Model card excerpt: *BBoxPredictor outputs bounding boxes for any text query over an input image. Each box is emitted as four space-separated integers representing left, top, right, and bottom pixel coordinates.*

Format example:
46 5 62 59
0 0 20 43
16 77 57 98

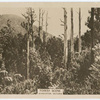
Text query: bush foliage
0 16 100 94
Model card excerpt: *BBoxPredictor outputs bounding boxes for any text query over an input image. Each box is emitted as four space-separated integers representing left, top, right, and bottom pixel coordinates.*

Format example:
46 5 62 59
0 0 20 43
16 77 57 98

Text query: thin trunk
42 10 44 29
79 8 81 53
43 12 48 44
71 8 74 54
27 19 30 79
91 8 94 64
30 10 34 48
46 12 48 33
27 36 30 79
63 8 68 68
42 10 45 43
32 32 34 48
38 8 41 37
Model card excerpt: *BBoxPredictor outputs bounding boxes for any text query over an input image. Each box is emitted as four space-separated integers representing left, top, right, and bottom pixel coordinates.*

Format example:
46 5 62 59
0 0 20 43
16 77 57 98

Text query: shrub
0 79 36 94
55 50 92 94
29 48 52 89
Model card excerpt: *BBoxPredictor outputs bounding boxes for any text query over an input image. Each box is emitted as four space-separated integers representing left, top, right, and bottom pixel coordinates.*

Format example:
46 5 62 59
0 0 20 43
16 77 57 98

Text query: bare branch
60 19 64 23
63 8 67 14
22 14 28 19
60 24 64 26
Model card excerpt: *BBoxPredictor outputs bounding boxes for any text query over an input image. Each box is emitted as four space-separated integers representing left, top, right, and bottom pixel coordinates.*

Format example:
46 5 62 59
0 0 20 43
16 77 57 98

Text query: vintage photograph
0 2 100 96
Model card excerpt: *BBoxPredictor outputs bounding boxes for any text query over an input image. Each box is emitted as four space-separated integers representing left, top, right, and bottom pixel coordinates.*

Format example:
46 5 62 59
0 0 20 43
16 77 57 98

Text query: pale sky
0 7 90 38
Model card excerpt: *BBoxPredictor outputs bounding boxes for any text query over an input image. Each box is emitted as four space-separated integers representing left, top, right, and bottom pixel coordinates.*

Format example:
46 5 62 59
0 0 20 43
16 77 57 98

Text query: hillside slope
0 14 52 41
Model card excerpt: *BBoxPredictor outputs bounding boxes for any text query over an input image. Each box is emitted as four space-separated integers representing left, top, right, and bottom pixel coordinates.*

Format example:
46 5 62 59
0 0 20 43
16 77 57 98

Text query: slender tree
46 12 48 33
91 8 94 64
79 8 81 53
71 8 74 54
41 10 45 43
22 8 36 79
63 8 68 68
43 11 48 44
38 8 41 37
30 8 36 48
27 20 30 79
41 10 45 29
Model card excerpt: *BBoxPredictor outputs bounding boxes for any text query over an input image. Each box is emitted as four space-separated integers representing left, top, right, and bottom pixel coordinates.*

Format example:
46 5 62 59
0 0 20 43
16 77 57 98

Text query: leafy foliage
0 20 27 76
29 48 52 88
46 36 64 70
0 79 36 94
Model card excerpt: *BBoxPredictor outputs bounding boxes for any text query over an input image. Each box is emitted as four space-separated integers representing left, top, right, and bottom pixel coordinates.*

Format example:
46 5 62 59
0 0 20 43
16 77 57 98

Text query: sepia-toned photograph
0 2 100 98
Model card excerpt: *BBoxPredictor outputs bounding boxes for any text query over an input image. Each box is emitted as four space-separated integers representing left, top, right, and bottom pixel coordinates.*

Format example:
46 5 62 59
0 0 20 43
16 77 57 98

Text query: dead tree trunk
63 8 68 68
38 8 41 37
43 12 48 44
79 8 81 53
91 8 94 64
41 10 45 43
27 18 30 79
22 8 36 79
30 9 34 48
27 36 29 79
42 10 44 29
46 12 48 33
71 8 74 54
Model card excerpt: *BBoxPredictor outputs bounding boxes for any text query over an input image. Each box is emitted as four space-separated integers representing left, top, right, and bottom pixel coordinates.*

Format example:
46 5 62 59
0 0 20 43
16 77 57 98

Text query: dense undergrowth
0 43 100 94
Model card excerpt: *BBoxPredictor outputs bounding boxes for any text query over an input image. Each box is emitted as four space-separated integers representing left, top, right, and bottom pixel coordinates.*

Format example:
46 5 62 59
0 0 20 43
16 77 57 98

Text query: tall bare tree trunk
79 8 81 53
38 8 41 37
91 8 94 64
30 9 34 48
71 8 74 54
41 10 45 43
46 12 48 33
22 8 36 79
42 11 44 29
43 12 48 44
27 35 30 79
27 19 30 79
63 8 68 68
32 31 34 48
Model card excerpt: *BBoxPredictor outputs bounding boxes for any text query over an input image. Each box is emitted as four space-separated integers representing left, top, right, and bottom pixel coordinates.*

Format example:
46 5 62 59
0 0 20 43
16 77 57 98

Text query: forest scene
0 6 100 94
